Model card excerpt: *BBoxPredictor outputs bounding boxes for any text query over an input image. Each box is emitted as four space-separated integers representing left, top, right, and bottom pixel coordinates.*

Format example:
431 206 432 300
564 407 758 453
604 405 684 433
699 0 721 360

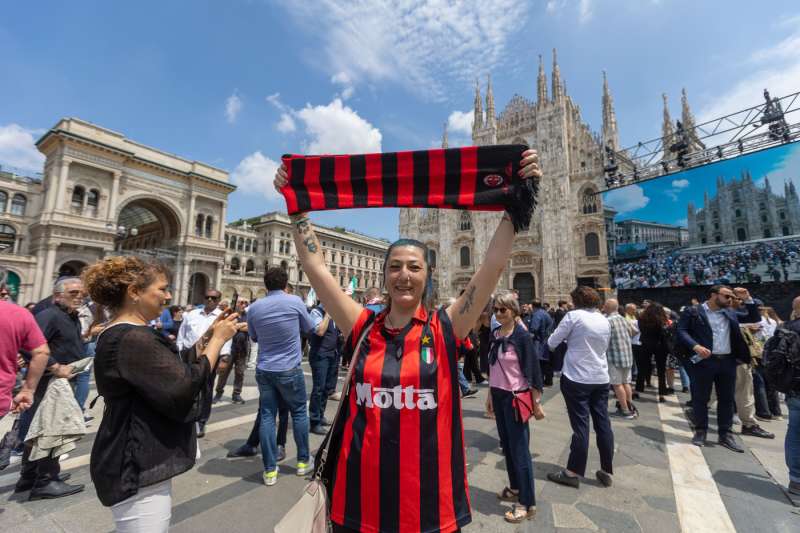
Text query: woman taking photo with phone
273 148 541 533
83 257 243 532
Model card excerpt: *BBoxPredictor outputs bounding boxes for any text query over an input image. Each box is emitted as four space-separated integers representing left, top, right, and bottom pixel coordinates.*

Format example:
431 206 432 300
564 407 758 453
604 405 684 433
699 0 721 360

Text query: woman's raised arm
275 166 363 338
447 149 541 339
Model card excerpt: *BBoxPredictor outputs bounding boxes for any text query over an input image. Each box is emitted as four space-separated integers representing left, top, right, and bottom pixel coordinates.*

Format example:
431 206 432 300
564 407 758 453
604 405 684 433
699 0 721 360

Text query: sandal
496 487 519 502
504 504 536 523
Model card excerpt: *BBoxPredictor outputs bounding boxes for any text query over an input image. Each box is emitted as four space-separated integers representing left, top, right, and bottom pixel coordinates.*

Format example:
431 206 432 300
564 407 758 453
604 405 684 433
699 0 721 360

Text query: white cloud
331 71 355 100
225 92 243 124
674 217 688 228
230 151 282 202
0 124 45 172
297 98 382 154
444 110 475 147
604 185 649 213
279 0 528 101
545 0 593 23
277 113 296 133
578 0 593 24
701 23 800 121
671 179 689 189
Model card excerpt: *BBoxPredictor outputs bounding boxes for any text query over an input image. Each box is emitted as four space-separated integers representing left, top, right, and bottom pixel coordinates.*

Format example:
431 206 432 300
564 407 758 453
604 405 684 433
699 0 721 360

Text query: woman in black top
83 257 242 532
637 303 670 402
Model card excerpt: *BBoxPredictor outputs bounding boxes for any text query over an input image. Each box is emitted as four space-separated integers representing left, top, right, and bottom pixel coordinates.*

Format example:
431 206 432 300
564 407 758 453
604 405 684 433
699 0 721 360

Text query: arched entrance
114 198 181 255
58 260 88 278
513 273 535 304
188 272 209 306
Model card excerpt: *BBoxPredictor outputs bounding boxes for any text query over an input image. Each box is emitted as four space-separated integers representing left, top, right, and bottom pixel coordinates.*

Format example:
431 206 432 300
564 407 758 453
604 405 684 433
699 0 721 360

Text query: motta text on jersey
355 383 437 410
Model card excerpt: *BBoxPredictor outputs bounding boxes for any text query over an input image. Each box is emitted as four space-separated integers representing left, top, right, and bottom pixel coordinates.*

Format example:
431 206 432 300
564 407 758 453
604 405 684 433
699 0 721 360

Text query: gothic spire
486 74 496 130
472 78 483 135
441 121 448 149
601 71 620 151
537 54 548 105
661 93 675 161
681 88 705 150
791 181 798 197
551 48 563 101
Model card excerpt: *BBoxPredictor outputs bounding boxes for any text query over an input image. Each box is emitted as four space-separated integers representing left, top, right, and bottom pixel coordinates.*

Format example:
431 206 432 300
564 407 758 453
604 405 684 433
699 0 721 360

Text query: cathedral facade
399 51 614 304
687 173 800 246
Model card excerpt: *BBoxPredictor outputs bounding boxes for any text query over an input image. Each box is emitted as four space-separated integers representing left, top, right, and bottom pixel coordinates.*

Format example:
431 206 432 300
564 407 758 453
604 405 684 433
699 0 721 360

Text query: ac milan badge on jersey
420 333 434 364
483 174 503 187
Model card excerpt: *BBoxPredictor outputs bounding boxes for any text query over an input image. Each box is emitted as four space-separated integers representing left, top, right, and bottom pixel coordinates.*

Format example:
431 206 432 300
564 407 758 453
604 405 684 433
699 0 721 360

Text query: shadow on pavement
714 469 793 505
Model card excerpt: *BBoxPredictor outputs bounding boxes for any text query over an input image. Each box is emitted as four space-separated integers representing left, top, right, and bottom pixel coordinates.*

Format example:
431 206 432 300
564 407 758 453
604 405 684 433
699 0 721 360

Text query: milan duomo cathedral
399 50 706 305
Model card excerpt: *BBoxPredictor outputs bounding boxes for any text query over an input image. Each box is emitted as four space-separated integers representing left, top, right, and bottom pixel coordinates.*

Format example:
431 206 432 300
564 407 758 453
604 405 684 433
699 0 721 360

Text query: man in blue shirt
247 267 314 486
308 302 341 435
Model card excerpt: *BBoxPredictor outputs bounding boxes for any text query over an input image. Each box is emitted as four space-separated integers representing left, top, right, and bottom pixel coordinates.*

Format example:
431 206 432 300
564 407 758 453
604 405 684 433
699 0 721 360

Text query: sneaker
263 469 278 486
310 425 327 436
296 460 313 476
596 470 613 487
231 393 245 405
212 391 224 404
462 388 478 399
276 445 286 462
320 417 332 427
741 424 775 439
227 444 257 458
691 430 707 447
547 469 580 488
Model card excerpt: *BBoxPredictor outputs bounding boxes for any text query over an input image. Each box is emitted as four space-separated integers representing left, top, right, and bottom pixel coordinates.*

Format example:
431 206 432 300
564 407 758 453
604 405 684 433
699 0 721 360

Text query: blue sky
603 141 800 227
2 1 800 240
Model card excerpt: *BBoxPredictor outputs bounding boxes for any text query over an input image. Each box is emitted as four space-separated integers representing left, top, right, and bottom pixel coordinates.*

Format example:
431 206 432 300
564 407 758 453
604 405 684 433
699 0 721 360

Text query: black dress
90 323 210 506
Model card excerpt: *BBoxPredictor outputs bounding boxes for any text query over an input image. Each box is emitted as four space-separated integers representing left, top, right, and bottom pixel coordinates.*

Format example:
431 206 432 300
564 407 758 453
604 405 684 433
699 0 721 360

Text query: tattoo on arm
459 285 476 315
302 236 318 253
292 216 318 253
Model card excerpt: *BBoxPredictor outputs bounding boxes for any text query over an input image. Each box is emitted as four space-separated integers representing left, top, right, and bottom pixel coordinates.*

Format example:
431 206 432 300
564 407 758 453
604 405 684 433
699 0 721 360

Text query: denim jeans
255 367 309 472
309 354 336 427
457 363 470 395
678 365 690 390
491 387 535 507
786 395 800 484
74 341 96 411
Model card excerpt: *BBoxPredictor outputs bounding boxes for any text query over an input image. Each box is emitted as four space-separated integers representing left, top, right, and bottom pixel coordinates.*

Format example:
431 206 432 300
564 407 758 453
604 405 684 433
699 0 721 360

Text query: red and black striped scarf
280 144 536 232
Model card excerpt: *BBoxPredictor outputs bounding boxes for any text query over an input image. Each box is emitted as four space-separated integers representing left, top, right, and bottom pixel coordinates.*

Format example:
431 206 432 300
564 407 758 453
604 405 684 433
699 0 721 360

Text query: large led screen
602 141 800 290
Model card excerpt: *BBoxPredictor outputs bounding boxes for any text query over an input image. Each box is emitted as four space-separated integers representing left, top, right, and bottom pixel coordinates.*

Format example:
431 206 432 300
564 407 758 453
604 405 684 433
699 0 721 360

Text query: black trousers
540 359 554 386
462 350 484 383
560 375 614 477
19 375 60 484
686 355 737 434
636 343 668 394
215 349 248 396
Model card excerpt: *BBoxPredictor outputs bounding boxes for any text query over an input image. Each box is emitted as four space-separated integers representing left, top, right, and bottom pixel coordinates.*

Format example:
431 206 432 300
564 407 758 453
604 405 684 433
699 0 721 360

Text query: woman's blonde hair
493 290 520 317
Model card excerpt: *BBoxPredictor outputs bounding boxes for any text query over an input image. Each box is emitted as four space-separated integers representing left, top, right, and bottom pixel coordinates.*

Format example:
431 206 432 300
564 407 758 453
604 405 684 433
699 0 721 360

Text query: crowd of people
612 237 800 289
0 149 798 532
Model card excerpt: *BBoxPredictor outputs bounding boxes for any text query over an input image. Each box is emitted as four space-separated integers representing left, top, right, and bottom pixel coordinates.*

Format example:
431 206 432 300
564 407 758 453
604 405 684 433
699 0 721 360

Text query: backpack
762 328 800 394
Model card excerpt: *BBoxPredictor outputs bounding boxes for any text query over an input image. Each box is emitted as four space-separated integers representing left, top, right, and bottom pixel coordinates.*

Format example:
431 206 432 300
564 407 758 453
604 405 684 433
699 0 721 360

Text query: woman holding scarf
273 145 541 533
486 290 544 523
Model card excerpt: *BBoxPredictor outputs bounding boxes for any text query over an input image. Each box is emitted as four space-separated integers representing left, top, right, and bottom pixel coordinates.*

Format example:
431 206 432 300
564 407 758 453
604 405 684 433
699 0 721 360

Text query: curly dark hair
638 301 667 329
82 256 171 310
570 285 601 309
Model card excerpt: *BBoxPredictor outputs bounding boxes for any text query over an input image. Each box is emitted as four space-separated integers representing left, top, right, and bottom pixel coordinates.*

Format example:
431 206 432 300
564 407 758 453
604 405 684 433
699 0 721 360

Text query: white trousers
111 479 172 533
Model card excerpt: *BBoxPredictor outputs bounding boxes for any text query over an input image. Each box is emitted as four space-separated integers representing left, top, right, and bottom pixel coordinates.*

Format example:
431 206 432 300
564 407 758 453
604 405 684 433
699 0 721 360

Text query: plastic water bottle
690 354 703 364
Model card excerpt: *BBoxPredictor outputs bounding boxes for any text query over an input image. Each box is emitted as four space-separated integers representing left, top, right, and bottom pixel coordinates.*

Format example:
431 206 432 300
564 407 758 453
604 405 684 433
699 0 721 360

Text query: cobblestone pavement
1 363 798 533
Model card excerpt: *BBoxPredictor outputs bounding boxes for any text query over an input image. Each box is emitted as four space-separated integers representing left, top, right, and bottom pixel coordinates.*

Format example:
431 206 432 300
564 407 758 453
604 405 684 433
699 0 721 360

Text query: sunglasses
0 293 9 297
206 295 220 301
717 294 733 300
493 307 508 314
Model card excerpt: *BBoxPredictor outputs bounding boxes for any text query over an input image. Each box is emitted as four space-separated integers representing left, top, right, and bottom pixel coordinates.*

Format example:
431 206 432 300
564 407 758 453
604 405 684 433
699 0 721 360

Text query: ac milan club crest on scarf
483 174 503 187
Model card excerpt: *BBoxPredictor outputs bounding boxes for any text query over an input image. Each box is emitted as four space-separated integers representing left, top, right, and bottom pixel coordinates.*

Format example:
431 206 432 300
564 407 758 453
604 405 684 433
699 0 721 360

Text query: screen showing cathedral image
601 141 800 290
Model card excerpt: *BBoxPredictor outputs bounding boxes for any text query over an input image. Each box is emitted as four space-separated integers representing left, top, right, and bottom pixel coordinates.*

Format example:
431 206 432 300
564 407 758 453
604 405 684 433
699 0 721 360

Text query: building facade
220 212 389 303
687 172 800 246
0 118 233 304
615 219 688 249
400 51 615 304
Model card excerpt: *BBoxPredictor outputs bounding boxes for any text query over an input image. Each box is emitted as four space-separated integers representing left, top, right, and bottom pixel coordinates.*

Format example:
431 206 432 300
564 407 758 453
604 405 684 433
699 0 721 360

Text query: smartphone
229 291 239 316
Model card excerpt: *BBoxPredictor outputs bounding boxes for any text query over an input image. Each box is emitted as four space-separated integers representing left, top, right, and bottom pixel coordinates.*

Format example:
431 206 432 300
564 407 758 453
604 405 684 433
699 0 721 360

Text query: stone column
185 193 197 238
55 159 72 215
214 262 223 291
218 201 227 242
107 171 121 221
39 244 58 300
45 159 70 217
31 247 46 299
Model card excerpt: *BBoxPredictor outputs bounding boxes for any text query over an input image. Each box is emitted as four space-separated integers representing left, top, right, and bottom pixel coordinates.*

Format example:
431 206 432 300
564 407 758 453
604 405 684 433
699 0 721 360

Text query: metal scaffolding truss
601 89 800 192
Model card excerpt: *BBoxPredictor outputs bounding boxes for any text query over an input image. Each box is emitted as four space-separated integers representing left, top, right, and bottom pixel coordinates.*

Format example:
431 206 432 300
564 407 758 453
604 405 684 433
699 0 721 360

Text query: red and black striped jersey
329 306 471 533
280 145 536 232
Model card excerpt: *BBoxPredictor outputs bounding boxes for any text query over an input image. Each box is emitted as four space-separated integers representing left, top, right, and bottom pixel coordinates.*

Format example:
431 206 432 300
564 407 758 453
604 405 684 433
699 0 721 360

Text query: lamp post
106 223 139 252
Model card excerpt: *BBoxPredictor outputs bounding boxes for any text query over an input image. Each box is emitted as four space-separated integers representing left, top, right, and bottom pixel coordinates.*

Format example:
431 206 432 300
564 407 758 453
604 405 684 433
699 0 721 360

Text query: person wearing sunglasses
176 289 231 437
485 291 543 523
676 285 763 451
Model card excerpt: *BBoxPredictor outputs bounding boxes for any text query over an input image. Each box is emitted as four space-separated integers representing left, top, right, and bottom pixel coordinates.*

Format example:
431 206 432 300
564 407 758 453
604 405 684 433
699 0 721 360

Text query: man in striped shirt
603 299 637 418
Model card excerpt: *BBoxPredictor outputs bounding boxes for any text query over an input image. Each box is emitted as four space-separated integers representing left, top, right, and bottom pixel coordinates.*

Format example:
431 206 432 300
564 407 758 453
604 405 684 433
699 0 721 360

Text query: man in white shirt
177 289 230 437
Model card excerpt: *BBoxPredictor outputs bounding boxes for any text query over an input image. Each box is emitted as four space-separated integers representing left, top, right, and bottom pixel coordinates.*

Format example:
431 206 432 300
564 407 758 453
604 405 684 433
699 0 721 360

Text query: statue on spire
537 54 548 106
551 48 563 101
441 121 448 149
681 88 705 151
601 71 620 152
661 93 675 161
485 74 496 130
472 78 483 135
